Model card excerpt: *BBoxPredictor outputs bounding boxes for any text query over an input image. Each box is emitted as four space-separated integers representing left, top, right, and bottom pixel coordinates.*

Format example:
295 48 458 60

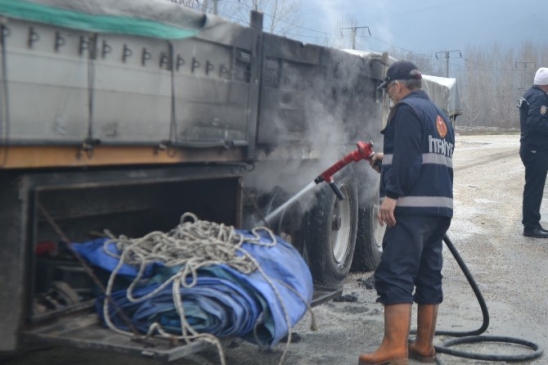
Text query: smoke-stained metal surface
0 4 391 166
257 33 385 147
0 11 258 150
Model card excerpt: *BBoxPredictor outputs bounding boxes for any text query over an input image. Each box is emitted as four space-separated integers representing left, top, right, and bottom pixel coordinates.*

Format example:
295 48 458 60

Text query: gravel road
4 134 548 365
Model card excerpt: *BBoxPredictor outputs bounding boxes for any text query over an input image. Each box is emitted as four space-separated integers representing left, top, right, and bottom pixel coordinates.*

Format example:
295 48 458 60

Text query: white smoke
301 0 393 53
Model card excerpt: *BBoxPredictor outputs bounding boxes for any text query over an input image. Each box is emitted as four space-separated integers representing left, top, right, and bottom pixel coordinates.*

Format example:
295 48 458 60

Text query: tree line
393 44 548 130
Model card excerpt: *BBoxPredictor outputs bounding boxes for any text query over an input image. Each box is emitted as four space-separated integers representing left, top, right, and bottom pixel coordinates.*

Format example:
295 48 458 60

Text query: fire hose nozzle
356 140 375 159
314 141 377 200
358 141 382 170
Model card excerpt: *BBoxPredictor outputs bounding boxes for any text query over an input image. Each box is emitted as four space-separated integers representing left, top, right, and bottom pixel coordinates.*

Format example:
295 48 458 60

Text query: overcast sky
296 0 547 57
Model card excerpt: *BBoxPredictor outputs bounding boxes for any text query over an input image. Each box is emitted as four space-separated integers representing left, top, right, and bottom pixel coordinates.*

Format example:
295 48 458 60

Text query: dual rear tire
254 168 384 289
304 168 384 288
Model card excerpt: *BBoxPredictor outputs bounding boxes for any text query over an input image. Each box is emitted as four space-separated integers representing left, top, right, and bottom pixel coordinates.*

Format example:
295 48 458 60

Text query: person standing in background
359 61 455 365
519 67 548 238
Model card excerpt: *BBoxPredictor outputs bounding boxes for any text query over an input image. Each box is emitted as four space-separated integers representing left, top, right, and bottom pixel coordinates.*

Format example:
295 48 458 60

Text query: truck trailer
0 0 460 360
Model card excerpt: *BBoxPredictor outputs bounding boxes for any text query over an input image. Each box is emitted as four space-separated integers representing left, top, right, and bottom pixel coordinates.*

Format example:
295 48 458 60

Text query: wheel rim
331 183 352 263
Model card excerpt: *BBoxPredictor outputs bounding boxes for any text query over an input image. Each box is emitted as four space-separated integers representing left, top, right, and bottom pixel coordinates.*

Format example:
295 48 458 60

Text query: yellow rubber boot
358 303 411 365
408 304 438 363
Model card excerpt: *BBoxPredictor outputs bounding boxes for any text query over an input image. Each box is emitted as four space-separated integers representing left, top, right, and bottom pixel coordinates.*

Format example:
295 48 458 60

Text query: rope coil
101 212 313 365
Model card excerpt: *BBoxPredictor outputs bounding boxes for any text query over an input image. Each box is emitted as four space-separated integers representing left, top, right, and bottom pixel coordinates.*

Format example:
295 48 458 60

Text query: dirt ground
4 134 548 365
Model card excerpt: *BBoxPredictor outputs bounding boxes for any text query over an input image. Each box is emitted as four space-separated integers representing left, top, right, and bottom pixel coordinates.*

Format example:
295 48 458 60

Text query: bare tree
388 48 435 75
457 42 548 129
488 45 516 128
460 45 491 127
169 0 202 10
224 0 302 35
168 0 302 36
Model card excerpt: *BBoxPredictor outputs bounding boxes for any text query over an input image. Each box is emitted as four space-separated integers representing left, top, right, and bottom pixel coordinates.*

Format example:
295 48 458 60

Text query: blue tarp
71 230 313 348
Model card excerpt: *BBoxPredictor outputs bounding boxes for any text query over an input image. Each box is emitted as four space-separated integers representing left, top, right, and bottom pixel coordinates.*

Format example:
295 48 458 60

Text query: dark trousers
520 146 548 230
374 215 451 305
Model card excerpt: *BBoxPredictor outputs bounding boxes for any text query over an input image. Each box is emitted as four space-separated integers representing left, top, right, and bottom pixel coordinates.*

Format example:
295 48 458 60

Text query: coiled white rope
101 212 315 365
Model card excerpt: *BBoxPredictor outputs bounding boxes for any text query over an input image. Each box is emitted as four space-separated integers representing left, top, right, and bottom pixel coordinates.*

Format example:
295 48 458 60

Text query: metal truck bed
24 311 214 362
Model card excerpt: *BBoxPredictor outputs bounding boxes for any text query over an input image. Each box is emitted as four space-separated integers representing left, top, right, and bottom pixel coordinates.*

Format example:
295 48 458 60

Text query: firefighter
359 61 455 365
519 67 548 238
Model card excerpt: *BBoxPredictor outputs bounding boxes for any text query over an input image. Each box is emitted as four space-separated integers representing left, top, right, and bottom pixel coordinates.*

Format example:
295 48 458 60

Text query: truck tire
304 170 358 289
352 177 385 272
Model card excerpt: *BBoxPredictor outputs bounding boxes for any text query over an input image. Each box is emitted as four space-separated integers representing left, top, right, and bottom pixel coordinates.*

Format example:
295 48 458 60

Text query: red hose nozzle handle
315 141 376 184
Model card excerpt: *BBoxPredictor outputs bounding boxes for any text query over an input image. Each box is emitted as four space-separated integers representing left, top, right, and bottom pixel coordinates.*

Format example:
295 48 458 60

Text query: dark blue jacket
381 90 455 217
519 86 548 150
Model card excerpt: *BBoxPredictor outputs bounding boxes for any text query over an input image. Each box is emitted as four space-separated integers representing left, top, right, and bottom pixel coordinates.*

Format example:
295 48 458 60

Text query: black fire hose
419 234 543 363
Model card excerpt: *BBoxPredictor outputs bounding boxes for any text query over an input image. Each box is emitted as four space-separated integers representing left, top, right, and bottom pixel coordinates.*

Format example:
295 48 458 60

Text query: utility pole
435 50 462 77
341 26 371 50
213 0 218 15
515 61 536 91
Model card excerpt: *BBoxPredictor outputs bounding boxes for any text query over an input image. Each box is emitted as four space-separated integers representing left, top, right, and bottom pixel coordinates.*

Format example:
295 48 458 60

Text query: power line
216 2 425 54
231 9 509 67
462 58 521 71
197 2 442 58
182 0 546 64
183 0 546 97
340 26 370 50
435 50 462 77
366 36 430 57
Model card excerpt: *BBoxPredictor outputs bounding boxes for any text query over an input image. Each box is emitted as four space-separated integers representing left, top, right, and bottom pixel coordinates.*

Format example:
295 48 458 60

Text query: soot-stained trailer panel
257 33 385 148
